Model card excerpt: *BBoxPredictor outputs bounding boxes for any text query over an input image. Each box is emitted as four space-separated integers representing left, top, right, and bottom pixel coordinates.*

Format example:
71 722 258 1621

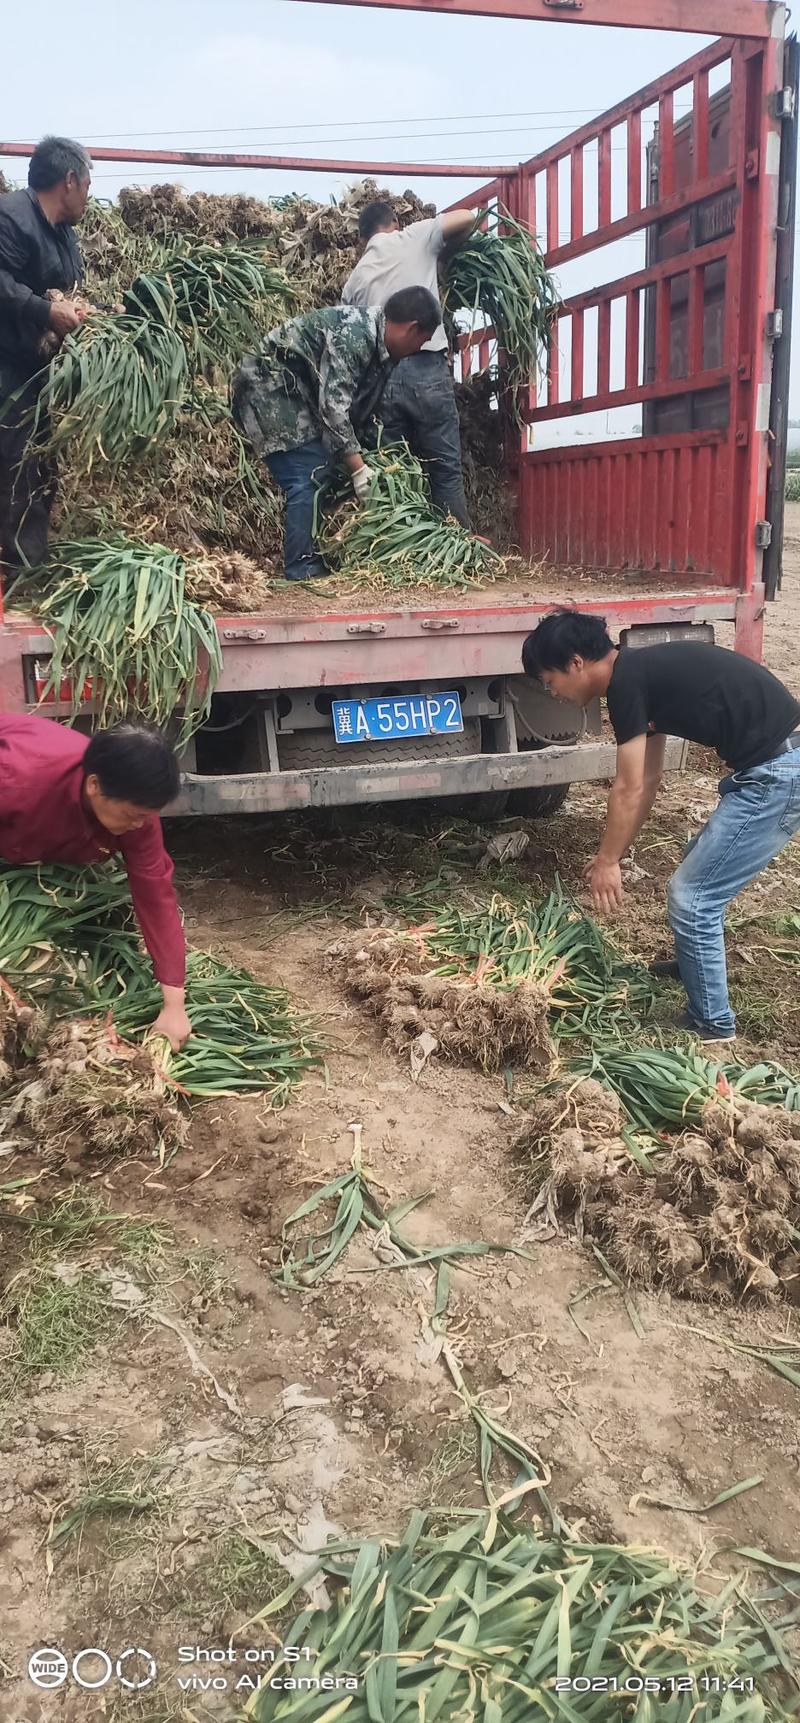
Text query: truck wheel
506 781 569 818
506 739 570 819
456 790 510 822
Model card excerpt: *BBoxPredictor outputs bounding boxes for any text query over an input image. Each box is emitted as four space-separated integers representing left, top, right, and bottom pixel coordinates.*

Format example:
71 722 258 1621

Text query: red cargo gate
451 26 789 656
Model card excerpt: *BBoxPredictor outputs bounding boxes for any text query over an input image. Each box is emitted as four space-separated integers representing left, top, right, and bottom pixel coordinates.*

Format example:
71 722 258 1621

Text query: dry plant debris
0 1015 187 1163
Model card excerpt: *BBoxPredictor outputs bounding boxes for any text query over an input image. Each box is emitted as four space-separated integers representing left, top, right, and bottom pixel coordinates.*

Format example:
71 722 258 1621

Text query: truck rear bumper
172 736 687 814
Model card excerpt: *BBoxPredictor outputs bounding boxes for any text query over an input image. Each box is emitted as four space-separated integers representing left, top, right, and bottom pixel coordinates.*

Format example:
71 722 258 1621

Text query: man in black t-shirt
522 610 800 1044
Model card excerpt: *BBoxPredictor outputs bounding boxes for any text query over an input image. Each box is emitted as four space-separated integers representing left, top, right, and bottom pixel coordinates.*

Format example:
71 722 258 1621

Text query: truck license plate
331 691 464 745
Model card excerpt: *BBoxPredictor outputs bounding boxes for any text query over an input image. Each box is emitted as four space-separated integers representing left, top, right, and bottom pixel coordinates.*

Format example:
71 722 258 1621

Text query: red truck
0 3 796 819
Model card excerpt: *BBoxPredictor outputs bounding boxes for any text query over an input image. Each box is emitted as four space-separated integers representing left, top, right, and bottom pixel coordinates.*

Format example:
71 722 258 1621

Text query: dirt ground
3 522 800 1722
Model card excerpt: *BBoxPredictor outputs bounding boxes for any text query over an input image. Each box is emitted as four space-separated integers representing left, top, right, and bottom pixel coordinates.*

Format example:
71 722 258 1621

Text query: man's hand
351 464 374 504
47 299 84 339
585 855 624 915
153 1000 193 1052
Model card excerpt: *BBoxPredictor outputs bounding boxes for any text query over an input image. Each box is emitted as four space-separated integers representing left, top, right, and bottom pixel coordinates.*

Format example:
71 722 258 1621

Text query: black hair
384 285 441 336
28 136 91 191
522 609 615 679
83 723 180 808
359 200 397 241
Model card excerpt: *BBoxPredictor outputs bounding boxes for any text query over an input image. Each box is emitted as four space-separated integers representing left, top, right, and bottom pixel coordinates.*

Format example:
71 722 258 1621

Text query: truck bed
0 560 740 716
229 559 735 620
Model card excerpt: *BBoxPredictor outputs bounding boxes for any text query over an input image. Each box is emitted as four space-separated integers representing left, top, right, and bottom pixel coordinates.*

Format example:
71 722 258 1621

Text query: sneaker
649 958 681 980
676 1010 736 1045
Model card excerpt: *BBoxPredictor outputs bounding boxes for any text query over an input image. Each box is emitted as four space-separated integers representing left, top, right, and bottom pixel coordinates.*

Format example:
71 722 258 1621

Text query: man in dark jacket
0 135 91 577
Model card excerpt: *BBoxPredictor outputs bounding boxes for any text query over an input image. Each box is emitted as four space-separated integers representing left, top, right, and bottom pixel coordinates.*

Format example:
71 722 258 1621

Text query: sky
2 0 798 419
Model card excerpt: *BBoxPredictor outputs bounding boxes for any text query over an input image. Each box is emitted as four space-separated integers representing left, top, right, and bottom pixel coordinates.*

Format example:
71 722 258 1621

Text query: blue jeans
667 745 800 1034
265 439 331 581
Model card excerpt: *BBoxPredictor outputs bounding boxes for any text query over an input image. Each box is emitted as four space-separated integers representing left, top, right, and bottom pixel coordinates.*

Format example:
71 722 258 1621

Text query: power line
66 120 664 154
4 104 694 146
114 119 662 150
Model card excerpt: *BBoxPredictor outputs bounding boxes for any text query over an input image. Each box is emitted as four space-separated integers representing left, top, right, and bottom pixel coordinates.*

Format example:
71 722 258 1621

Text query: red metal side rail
0 142 514 181
295 1 777 41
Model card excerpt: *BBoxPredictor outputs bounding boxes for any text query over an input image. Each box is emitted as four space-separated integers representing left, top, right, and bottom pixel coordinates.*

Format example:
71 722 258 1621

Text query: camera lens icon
117 1647 157 1690
72 1649 114 1689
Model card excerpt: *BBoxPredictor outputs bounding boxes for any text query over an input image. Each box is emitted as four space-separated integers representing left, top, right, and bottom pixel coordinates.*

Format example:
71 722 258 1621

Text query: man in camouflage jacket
232 286 440 581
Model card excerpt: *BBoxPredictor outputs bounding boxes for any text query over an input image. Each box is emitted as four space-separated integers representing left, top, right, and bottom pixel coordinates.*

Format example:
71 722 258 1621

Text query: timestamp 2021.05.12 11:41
555 1677 758 1695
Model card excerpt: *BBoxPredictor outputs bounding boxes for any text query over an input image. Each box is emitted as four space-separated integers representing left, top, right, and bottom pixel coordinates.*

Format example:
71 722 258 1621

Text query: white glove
351 464 374 504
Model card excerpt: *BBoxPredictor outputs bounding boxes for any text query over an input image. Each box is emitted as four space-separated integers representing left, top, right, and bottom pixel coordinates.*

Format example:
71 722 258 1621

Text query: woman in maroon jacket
0 714 191 1049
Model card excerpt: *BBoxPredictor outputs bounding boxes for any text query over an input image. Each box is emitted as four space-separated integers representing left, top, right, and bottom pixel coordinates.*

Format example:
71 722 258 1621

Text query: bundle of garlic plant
125 243 297 378
248 1508 799 1722
0 863 324 1109
22 312 188 471
444 206 560 401
518 1061 800 1302
16 536 222 744
110 952 323 1103
375 877 654 1044
56 381 284 580
1 1015 189 1162
345 884 654 1077
317 441 501 589
0 864 133 1004
571 1046 800 1133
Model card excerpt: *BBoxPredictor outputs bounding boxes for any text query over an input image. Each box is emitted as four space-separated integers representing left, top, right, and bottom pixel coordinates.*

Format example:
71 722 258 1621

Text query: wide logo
28 1647 157 1691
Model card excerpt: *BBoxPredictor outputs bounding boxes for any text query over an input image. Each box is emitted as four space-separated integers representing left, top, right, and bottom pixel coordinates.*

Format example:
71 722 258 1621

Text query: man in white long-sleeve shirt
342 200 475 525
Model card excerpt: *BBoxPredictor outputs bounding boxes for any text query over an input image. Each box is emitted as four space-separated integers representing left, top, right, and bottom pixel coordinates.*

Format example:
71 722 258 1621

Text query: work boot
675 1010 736 1046
649 958 681 980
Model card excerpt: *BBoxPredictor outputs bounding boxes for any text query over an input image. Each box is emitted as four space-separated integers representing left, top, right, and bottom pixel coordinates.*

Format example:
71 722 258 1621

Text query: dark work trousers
0 372 54 579
379 351 470 527
265 437 332 581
